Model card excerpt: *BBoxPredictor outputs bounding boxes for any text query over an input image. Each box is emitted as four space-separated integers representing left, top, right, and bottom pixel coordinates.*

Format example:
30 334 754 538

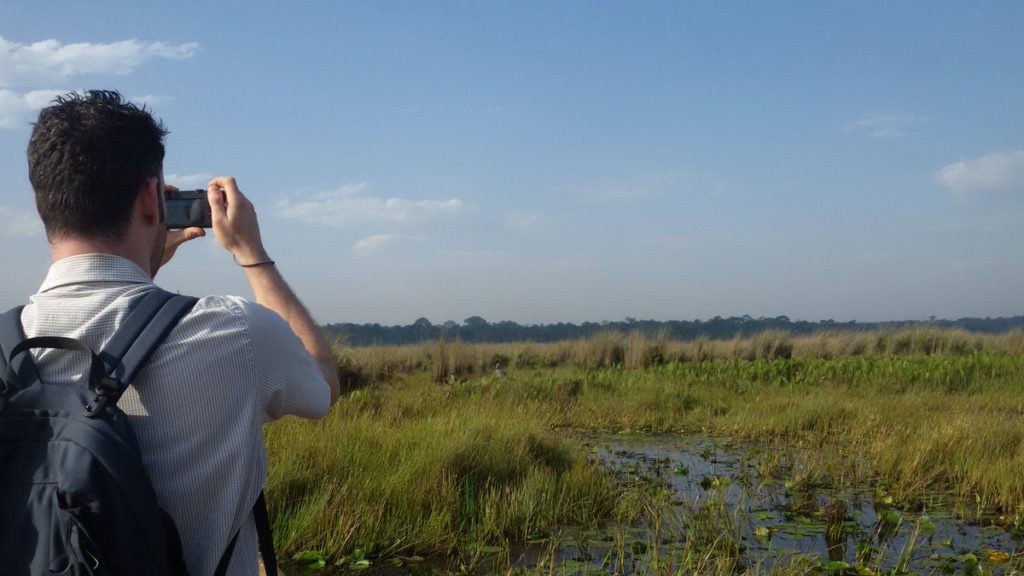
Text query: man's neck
50 237 153 277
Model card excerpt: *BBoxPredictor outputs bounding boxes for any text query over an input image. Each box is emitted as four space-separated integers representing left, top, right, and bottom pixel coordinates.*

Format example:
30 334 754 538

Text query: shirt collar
38 254 153 293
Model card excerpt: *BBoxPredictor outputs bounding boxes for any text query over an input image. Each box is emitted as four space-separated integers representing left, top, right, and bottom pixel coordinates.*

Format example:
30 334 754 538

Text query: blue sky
1 1 1022 325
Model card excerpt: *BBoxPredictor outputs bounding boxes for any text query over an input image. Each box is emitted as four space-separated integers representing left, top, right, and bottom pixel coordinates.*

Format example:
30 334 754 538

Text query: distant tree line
323 314 1024 346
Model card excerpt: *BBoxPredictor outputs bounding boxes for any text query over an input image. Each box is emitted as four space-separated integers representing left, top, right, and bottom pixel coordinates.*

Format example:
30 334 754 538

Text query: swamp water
291 435 1023 575
504 434 1023 575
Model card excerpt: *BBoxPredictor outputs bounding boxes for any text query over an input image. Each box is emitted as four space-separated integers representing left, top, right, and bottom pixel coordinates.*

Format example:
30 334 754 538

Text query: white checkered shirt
19 254 331 575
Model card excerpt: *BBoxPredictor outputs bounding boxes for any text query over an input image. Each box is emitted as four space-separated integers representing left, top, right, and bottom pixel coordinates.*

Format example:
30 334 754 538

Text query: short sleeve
243 300 331 421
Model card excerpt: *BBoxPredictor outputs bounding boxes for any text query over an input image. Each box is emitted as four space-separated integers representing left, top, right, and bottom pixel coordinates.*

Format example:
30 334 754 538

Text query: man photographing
6 90 340 574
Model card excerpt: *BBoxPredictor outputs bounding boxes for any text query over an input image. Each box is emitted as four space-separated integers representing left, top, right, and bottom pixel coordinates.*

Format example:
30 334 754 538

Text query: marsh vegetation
266 328 1024 574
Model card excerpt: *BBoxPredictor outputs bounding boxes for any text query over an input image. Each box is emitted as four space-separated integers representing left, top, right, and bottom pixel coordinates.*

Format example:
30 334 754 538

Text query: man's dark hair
28 90 168 241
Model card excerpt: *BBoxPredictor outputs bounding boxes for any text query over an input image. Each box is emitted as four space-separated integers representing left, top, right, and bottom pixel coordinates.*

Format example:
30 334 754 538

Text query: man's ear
138 177 162 226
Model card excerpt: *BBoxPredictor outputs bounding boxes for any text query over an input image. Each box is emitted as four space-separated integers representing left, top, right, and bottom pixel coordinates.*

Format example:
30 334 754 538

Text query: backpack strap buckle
84 375 124 418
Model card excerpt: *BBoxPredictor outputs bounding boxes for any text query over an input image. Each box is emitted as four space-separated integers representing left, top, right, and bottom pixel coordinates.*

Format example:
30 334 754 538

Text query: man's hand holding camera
161 176 268 268
205 177 271 267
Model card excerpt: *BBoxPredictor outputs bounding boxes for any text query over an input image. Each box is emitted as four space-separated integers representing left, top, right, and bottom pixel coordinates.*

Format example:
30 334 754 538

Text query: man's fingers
205 176 266 262
208 176 237 189
208 177 249 217
209 177 241 200
167 227 206 246
207 184 228 221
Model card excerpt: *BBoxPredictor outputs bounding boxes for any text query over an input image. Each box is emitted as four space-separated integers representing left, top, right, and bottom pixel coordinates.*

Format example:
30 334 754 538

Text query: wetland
266 329 1024 574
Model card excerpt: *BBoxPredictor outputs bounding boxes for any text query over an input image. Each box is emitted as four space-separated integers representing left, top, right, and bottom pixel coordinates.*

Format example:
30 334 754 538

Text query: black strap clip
0 377 9 412
84 375 124 418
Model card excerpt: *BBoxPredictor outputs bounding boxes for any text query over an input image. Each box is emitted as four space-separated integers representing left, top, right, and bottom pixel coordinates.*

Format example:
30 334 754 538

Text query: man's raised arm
206 176 341 406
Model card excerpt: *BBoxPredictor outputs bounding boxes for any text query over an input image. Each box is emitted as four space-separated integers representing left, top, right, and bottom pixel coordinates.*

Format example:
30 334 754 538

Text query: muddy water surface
527 434 1024 574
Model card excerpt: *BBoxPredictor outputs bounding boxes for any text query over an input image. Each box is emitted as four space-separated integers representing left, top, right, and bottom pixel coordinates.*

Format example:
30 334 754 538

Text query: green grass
264 381 633 566
266 330 1024 573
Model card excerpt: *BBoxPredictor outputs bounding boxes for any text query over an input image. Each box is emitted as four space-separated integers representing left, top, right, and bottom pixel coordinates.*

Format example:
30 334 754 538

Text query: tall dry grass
333 327 1024 385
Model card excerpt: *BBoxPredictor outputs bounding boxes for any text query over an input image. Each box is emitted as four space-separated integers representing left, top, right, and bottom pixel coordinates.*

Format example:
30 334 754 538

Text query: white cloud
165 173 214 189
0 35 198 88
0 34 198 130
131 94 174 107
935 151 1024 196
277 182 466 226
352 234 400 257
0 205 43 236
846 113 925 138
0 88 63 128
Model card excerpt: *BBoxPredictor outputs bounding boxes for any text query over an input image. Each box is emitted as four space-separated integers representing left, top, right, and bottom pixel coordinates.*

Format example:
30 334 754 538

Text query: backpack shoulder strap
99 289 198 395
0 305 41 387
254 491 277 576
213 491 276 576
97 289 174 378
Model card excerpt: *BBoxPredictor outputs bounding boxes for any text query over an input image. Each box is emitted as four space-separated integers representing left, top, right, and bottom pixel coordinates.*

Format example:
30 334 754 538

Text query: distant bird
495 362 506 378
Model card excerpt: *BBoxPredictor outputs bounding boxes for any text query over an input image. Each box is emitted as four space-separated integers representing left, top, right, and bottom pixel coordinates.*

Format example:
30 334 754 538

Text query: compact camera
165 189 212 228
